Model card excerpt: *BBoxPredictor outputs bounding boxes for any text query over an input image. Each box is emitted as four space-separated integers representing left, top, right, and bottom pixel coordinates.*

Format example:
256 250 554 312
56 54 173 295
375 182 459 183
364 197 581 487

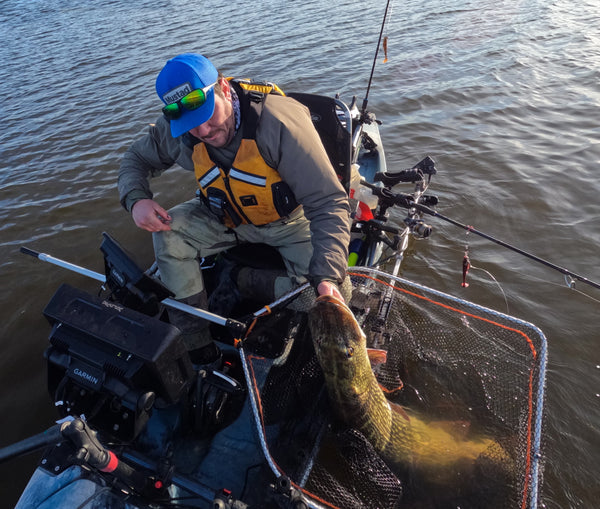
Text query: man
118 53 351 361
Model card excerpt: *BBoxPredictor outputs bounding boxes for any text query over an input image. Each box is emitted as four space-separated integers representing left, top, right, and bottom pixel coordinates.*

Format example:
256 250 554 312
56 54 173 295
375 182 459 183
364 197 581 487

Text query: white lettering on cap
162 82 193 104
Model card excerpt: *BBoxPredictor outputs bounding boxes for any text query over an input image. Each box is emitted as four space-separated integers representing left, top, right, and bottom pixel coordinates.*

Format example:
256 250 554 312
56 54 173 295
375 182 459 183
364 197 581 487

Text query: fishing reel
405 217 432 238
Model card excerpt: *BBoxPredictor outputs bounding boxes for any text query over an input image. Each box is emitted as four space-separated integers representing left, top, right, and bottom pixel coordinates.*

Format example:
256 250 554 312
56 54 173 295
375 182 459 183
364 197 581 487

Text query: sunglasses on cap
162 82 217 120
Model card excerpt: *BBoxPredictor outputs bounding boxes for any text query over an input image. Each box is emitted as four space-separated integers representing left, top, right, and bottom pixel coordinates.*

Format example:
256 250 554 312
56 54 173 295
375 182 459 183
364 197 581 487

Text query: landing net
241 266 546 509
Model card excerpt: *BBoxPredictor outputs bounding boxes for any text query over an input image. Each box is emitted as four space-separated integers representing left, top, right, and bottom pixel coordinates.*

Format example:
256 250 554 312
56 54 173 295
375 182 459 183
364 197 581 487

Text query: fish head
308 294 369 383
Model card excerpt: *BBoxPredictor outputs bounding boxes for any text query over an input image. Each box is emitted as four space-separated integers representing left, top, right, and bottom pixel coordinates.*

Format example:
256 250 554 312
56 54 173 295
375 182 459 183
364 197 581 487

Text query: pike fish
308 294 511 488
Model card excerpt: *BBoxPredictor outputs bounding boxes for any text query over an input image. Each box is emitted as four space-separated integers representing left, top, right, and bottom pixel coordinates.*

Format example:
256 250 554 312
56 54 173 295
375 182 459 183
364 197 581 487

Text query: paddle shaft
19 247 246 332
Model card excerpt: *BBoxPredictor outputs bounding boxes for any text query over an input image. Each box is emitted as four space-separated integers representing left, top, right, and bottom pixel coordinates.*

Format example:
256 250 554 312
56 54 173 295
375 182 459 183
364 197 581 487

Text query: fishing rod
362 0 392 115
420 205 600 291
360 179 600 291
417 204 600 291
355 4 599 293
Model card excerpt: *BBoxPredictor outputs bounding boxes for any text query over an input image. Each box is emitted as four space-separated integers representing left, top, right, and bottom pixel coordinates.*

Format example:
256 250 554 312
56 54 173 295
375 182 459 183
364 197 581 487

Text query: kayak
6 90 546 509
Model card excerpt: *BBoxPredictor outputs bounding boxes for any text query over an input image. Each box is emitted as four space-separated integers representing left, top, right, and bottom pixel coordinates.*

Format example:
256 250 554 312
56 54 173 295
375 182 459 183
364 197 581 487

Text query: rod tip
20 246 40 257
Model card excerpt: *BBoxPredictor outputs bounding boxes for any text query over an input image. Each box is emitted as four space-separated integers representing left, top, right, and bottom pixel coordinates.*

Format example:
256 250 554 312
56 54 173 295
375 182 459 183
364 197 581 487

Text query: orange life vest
193 83 298 228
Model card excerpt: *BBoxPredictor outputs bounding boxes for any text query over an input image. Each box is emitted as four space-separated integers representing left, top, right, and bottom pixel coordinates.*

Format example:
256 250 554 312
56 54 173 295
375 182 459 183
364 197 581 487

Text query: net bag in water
239 266 546 509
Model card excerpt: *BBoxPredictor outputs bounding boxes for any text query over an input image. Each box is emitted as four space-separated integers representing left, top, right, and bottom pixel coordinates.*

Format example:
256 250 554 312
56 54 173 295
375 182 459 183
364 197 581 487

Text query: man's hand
317 280 345 302
131 199 172 232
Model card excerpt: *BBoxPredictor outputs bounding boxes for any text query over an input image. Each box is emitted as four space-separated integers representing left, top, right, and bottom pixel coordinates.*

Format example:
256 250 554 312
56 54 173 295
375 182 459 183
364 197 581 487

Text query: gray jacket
118 92 351 286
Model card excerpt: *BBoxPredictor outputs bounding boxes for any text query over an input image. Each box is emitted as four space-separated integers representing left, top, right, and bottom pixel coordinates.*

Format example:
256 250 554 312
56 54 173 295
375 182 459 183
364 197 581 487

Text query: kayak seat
288 92 353 193
222 242 286 270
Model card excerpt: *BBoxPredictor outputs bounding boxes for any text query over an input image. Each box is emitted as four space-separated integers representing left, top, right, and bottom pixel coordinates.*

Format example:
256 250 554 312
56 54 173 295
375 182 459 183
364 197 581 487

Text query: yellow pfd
192 81 299 228
227 77 285 97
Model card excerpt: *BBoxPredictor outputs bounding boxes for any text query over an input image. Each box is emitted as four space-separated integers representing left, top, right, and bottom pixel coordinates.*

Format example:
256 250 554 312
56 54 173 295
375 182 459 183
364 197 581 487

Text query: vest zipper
222 174 253 225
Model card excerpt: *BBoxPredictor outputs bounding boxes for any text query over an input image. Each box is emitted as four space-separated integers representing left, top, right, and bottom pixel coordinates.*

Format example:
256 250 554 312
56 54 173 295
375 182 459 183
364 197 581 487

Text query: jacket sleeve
118 116 194 211
257 95 351 286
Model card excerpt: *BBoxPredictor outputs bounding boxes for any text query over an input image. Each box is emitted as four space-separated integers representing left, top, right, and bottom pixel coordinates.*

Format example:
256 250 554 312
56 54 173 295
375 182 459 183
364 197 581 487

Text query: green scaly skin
309 294 511 488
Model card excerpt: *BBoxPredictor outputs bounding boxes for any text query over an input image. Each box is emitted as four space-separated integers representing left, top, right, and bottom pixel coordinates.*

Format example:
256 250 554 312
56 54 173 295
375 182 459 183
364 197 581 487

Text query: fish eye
346 347 354 358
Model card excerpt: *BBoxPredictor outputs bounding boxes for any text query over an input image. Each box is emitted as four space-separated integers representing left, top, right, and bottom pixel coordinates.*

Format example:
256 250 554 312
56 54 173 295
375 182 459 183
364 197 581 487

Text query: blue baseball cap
155 54 219 138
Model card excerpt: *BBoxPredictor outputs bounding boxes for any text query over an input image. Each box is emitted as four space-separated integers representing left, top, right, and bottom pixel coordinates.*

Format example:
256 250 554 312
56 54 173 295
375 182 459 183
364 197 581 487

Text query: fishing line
411 202 600 293
459 235 510 313
455 234 600 307
362 0 393 114
467 264 510 314
562 280 600 304
501 263 600 306
382 0 393 63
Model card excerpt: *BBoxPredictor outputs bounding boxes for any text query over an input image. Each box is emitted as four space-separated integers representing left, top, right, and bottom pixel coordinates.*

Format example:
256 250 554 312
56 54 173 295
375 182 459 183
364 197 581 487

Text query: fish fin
390 402 411 422
367 348 387 365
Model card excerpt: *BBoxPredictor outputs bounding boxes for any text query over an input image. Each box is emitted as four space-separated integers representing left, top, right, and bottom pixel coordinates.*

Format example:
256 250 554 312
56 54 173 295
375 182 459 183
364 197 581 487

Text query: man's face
188 79 235 147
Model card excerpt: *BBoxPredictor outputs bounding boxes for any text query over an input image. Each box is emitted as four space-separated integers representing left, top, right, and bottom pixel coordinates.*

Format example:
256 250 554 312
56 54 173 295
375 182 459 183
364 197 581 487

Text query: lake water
1 0 599 507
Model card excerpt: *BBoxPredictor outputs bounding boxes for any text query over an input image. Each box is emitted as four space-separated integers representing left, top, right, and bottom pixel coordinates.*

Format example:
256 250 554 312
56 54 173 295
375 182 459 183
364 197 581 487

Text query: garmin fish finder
42 233 194 441
43 283 195 441
40 232 247 442
100 232 174 316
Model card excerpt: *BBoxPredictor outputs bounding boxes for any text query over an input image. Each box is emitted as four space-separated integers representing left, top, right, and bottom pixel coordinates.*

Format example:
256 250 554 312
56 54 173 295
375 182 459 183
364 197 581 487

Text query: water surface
1 1 599 507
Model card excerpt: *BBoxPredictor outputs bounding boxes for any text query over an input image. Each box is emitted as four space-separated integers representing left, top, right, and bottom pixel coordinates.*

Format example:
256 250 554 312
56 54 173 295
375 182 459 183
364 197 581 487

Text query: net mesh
242 267 546 509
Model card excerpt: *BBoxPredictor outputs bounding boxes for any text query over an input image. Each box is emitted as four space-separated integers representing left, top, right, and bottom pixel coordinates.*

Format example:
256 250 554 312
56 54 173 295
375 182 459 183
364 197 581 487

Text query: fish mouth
314 295 356 322
314 294 360 326
309 294 365 366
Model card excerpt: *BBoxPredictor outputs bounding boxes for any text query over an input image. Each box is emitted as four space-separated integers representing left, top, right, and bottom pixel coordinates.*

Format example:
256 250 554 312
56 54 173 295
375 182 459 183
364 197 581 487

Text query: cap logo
162 82 193 105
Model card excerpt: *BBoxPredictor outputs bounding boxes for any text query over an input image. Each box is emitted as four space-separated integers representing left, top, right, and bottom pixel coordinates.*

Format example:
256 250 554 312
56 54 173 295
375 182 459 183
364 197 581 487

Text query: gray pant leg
234 209 313 298
152 199 237 299
153 203 339 302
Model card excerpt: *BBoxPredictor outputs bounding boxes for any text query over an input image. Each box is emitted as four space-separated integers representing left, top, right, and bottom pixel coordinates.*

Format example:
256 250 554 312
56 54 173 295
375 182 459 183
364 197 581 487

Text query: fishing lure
383 36 389 63
462 249 470 288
